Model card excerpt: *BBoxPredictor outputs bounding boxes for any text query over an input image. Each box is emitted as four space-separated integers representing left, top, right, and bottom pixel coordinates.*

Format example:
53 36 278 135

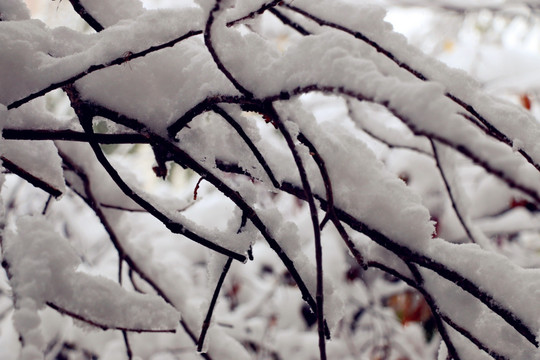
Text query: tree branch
198 256 233 352
226 0 283 27
205 0 253 98
369 261 509 360
3 128 148 144
1 156 63 198
67 0 105 32
211 104 280 188
264 103 328 358
430 140 479 244
296 132 366 269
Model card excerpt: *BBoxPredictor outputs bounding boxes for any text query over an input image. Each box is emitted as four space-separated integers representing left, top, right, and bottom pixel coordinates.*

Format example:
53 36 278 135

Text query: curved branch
264 103 328 357
211 104 280 188
198 257 233 352
168 95 252 137
205 0 253 98
1 156 63 198
431 140 479 244
296 132 365 268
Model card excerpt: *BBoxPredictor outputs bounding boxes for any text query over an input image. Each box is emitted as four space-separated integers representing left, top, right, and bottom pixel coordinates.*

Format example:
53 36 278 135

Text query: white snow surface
0 0 30 21
4 216 180 331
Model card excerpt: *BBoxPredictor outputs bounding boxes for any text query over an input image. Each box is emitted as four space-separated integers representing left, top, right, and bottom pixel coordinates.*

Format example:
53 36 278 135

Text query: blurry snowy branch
2 0 540 359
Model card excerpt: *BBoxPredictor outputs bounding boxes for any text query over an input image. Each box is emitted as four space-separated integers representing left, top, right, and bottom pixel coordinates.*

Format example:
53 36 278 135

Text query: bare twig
1 156 63 198
296 132 365 269
205 0 253 98
122 331 133 360
168 95 250 136
264 103 328 358
67 0 105 32
226 0 282 27
430 140 478 244
269 8 310 36
198 256 233 352
211 104 280 188
3 128 148 144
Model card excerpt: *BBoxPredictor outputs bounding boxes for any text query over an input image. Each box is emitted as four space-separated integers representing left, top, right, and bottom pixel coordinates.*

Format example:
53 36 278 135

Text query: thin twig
211 104 280 188
430 140 478 244
296 132 366 269
226 0 282 27
59 151 128 284
405 262 463 360
42 195 53 215
198 257 233 352
269 8 310 36
122 331 133 360
264 103 328 358
1 156 63 198
3 128 148 144
205 0 253 98
168 95 254 137
67 0 104 32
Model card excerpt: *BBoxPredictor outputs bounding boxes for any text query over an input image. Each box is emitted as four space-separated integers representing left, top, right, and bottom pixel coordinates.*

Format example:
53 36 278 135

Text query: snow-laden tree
2 0 540 359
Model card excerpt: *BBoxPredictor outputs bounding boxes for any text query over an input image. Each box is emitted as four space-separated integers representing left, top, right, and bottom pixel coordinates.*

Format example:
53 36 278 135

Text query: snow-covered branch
2 0 540 359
